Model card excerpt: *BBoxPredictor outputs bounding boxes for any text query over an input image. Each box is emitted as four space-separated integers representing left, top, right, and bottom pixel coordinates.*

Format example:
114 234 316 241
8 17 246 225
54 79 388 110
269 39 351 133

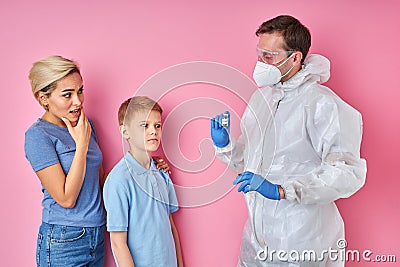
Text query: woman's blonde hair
29 55 80 108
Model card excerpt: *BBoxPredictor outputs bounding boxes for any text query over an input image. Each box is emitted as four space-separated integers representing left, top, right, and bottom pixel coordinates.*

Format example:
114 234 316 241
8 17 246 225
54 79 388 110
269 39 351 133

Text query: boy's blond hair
118 96 163 126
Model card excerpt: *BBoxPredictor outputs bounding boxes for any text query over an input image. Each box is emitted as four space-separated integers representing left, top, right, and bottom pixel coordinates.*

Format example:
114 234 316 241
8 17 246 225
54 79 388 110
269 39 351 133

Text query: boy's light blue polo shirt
103 152 179 267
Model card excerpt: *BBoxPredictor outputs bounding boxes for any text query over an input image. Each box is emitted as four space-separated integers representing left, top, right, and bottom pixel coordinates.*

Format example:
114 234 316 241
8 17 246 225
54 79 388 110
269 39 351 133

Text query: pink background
1 0 399 266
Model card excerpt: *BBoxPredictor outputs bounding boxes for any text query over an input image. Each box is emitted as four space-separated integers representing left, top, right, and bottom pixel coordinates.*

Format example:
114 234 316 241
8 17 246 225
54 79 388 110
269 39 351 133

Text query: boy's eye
139 123 162 128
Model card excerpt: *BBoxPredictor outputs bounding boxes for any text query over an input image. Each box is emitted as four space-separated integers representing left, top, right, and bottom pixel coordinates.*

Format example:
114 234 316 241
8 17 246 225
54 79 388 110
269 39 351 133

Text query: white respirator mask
252 54 295 87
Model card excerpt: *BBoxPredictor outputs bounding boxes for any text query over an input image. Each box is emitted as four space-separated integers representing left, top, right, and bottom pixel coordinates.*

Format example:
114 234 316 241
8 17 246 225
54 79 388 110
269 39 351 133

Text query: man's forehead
258 32 285 51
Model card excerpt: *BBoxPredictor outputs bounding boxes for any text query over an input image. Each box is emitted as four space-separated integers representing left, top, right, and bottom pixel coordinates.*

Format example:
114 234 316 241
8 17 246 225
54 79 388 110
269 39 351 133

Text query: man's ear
293 51 303 66
120 124 129 139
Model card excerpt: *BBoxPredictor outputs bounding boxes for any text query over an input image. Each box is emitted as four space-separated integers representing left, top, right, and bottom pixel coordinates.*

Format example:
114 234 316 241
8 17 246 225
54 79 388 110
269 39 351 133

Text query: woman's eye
63 93 71 98
78 88 84 94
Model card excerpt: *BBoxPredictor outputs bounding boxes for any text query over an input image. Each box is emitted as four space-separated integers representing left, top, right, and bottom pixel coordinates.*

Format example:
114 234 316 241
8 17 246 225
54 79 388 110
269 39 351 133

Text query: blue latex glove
233 171 280 200
210 111 230 148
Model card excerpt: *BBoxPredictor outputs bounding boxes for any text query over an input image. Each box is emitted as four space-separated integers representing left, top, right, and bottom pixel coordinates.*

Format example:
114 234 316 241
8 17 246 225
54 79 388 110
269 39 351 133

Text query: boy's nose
148 126 157 135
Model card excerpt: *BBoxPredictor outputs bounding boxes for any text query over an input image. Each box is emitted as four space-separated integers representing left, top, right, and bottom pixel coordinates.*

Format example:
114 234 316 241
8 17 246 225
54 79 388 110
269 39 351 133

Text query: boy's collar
124 152 158 175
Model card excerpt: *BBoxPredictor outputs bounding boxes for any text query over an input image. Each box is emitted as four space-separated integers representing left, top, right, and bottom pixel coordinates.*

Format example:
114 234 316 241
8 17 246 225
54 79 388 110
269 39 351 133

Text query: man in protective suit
211 15 366 267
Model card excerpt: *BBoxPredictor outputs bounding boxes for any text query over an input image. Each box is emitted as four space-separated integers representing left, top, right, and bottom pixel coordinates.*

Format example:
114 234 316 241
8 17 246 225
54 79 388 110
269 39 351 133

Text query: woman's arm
110 231 135 267
170 215 184 267
35 111 92 208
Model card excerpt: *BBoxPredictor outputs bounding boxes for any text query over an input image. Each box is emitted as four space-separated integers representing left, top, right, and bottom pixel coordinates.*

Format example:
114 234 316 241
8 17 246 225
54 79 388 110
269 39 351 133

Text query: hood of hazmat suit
216 54 367 267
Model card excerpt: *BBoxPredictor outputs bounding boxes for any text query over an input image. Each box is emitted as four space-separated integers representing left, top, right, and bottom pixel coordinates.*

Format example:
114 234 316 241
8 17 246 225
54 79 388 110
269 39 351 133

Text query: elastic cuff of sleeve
214 139 234 153
215 140 230 148
282 185 287 200
281 182 296 201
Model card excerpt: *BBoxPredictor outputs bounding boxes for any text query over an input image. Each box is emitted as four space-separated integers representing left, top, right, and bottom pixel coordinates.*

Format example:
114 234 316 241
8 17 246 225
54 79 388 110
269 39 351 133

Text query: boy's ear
119 125 129 139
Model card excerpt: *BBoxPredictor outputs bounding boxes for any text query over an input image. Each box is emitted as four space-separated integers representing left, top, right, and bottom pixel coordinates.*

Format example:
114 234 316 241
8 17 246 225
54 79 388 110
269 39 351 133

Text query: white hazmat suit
216 54 367 266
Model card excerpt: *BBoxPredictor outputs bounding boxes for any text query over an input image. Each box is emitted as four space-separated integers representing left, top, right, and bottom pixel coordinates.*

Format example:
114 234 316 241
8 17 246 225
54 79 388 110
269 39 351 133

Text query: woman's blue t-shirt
24 118 105 227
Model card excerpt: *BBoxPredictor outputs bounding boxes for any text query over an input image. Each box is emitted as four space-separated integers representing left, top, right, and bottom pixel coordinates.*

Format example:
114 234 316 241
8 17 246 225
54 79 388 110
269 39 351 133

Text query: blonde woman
24 55 106 266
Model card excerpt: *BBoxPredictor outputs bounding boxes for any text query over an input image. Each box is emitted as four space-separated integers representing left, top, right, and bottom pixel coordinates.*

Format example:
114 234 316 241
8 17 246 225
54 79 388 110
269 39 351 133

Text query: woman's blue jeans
36 222 105 267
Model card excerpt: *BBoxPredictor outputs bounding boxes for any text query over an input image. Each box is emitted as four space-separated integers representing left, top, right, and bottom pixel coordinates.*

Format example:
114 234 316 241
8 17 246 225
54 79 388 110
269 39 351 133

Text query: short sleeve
160 171 179 214
24 127 59 172
103 177 130 232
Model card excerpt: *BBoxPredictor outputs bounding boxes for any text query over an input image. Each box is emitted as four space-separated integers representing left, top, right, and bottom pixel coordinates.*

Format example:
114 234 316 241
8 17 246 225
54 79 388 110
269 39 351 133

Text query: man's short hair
256 15 311 64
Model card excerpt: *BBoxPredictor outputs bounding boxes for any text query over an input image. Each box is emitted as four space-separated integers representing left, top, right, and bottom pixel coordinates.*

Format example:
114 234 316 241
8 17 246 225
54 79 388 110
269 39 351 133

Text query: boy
103 96 183 267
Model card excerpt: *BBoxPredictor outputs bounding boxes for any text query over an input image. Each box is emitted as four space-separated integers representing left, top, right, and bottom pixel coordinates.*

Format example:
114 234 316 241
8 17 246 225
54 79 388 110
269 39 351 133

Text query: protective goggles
256 47 294 65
